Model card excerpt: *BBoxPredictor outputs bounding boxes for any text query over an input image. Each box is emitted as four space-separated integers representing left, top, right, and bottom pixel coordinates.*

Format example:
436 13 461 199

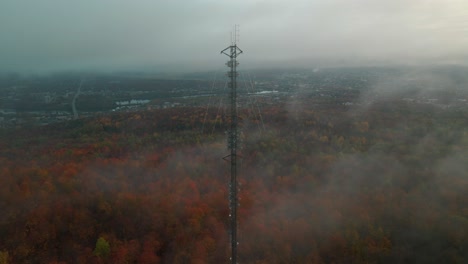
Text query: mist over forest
1 0 468 262
0 64 467 263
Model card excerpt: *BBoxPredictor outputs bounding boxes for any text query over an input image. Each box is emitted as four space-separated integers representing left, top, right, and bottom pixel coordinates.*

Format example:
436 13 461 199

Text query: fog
1 64 467 261
1 2 468 261
1 0 468 73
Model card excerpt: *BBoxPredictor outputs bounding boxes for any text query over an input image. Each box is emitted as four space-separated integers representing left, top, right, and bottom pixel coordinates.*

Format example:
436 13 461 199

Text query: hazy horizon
2 0 468 74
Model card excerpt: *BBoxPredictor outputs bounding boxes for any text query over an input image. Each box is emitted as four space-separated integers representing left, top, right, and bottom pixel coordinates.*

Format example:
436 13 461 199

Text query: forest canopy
0 98 467 263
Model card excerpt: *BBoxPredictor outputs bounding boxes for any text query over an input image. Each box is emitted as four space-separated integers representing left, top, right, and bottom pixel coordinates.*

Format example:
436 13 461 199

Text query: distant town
1 66 467 128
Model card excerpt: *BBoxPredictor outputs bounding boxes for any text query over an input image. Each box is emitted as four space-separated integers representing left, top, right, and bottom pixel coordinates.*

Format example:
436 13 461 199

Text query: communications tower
221 26 243 264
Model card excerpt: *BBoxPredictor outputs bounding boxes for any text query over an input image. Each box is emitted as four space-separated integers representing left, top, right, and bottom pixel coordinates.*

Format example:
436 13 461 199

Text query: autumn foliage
0 101 467 263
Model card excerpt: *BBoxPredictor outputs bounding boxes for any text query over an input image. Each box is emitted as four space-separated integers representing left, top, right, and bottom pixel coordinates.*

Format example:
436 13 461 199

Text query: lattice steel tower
221 26 243 264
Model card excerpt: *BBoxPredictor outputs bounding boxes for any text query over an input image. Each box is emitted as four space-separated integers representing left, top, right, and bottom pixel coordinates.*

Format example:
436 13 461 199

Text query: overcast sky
1 0 468 73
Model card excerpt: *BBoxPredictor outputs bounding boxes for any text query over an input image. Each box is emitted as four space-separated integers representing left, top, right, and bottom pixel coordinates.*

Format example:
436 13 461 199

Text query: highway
72 79 84 119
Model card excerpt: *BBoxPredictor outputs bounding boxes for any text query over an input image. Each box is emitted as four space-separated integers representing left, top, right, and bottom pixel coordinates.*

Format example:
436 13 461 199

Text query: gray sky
1 0 468 73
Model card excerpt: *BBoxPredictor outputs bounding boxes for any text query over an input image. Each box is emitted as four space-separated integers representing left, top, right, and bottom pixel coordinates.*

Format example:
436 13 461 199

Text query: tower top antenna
231 24 240 45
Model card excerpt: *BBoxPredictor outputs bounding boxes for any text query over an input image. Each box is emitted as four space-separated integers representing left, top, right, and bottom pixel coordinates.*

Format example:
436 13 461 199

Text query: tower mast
221 25 242 264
